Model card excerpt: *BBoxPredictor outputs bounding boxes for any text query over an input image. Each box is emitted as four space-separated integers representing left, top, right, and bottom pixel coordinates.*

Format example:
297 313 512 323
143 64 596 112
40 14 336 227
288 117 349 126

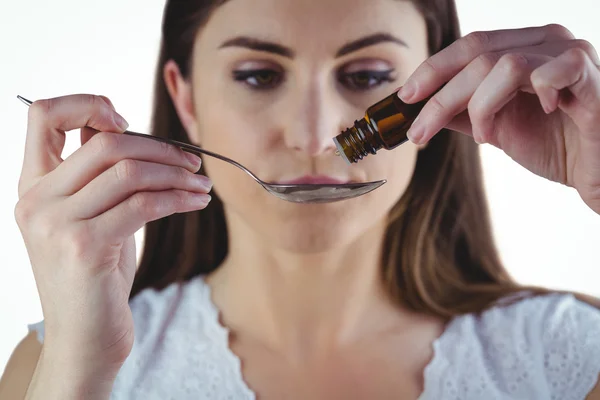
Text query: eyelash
232 69 396 91
233 69 283 90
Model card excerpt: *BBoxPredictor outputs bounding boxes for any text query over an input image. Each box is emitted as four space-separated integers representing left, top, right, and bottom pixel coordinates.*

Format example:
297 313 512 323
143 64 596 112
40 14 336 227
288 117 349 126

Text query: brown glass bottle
333 90 428 164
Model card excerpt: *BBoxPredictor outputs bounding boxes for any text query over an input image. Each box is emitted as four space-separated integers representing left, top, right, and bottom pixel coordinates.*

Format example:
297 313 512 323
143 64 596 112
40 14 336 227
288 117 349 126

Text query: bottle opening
333 136 353 165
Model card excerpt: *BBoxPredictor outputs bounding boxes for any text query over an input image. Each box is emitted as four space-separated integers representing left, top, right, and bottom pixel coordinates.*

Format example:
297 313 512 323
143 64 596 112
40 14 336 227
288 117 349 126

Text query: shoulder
491 293 600 398
479 293 600 353
438 293 600 399
474 292 600 338
447 292 600 344
0 331 42 399
0 280 209 398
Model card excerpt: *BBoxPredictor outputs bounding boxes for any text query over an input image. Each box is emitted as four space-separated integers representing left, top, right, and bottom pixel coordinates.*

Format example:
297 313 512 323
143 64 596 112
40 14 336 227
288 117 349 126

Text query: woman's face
177 0 429 252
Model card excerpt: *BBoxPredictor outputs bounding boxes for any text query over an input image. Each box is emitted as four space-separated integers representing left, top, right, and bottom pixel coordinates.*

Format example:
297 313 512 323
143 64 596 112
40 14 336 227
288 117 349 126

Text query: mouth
276 175 351 185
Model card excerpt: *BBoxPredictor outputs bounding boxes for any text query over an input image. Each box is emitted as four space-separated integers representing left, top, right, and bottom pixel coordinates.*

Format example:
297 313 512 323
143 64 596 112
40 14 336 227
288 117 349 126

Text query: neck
207 216 404 360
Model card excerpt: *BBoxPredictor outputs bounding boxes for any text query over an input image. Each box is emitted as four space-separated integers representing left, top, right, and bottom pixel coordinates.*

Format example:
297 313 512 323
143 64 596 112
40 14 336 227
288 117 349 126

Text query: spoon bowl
18 95 386 203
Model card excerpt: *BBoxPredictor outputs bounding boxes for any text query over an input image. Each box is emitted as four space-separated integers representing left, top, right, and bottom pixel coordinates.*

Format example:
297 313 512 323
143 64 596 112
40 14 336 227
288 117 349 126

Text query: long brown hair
132 0 595 317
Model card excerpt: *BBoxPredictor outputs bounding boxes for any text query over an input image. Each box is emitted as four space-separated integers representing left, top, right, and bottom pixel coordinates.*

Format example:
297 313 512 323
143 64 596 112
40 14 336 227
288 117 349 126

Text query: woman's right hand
15 94 212 378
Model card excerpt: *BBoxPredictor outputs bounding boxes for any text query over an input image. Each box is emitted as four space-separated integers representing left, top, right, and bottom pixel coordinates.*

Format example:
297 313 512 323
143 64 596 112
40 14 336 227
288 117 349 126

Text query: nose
281 79 341 157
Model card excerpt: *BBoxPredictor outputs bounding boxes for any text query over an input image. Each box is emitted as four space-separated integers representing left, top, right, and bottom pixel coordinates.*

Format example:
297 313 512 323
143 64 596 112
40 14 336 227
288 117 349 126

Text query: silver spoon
17 95 385 203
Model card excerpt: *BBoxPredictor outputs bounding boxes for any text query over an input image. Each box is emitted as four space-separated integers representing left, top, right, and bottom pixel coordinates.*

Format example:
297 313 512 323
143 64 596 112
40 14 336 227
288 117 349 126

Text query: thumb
81 96 117 145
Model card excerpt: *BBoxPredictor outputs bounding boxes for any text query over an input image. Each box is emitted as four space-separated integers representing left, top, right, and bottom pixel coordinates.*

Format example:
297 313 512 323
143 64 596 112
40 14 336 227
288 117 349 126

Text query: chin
270 210 362 253
233 188 392 254
214 164 408 254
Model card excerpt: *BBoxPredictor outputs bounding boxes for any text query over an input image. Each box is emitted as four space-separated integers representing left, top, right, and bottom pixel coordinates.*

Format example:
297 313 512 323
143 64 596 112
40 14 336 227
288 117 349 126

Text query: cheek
195 103 261 153
195 107 268 208
192 90 275 183
191 94 282 229
190 67 275 154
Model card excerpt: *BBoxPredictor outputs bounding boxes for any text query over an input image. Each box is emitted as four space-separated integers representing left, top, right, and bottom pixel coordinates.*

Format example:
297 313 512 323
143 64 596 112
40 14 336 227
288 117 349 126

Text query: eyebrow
219 37 295 58
336 33 408 57
218 32 408 59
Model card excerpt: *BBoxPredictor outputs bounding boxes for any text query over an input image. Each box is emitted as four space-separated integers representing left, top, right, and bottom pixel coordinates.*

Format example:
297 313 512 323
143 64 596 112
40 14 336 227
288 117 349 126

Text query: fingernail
540 99 552 114
113 113 129 131
472 125 485 144
399 82 415 102
192 194 211 207
185 152 202 169
195 175 213 191
407 115 423 144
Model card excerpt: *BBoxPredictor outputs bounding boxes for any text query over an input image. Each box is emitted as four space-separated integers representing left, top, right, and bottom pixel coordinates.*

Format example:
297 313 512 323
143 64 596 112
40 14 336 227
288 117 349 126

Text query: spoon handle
123 131 261 183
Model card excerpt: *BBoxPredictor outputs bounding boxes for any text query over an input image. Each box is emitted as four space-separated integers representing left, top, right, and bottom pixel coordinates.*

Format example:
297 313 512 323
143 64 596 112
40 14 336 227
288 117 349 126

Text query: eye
338 69 396 91
233 69 283 90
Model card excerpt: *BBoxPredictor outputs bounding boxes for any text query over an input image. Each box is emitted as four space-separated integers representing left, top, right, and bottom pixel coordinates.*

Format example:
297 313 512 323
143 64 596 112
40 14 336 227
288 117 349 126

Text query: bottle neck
333 117 383 164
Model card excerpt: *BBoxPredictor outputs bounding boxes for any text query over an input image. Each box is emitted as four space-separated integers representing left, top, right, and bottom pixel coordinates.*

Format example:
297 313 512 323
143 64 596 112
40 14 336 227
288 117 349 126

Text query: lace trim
27 278 600 399
418 318 456 399
198 276 446 400
200 278 256 399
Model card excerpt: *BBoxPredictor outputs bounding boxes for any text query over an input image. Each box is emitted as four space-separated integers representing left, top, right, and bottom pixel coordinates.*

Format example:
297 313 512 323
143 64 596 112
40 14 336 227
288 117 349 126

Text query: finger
20 94 129 197
98 95 116 111
80 127 100 146
469 53 552 144
399 24 574 103
92 190 211 244
405 52 500 144
69 160 212 219
80 96 118 145
406 51 551 145
404 38 599 143
41 131 202 197
80 96 117 145
531 48 600 134
520 39 600 66
443 110 472 134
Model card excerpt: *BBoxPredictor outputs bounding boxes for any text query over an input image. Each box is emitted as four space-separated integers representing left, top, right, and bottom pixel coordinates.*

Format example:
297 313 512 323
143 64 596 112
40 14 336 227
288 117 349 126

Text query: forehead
197 0 425 53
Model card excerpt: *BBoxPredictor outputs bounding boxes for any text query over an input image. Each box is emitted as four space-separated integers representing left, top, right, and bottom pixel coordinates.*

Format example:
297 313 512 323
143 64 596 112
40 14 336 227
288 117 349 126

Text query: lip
277 175 350 185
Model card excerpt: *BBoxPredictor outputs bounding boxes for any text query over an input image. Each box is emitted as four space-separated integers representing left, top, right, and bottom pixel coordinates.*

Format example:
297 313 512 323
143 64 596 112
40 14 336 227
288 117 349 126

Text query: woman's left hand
399 24 600 215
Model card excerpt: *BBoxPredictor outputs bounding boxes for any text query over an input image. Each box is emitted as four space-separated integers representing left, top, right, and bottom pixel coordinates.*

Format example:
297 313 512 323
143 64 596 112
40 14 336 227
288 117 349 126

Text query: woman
2 0 600 398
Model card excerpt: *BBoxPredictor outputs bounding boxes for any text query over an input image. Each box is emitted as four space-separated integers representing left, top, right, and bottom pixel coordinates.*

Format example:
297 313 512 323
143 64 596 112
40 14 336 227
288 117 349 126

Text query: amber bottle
333 90 428 164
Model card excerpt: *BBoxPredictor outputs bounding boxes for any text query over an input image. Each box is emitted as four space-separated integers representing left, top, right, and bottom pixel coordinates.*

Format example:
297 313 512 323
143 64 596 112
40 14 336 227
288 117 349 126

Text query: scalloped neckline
195 275 455 399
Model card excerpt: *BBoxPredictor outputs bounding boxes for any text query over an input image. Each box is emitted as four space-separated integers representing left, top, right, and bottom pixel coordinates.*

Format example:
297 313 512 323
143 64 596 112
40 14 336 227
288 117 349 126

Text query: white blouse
29 276 600 399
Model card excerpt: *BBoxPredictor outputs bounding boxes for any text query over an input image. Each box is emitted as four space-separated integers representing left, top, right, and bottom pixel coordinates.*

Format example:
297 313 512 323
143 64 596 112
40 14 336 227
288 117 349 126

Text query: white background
1 0 599 374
